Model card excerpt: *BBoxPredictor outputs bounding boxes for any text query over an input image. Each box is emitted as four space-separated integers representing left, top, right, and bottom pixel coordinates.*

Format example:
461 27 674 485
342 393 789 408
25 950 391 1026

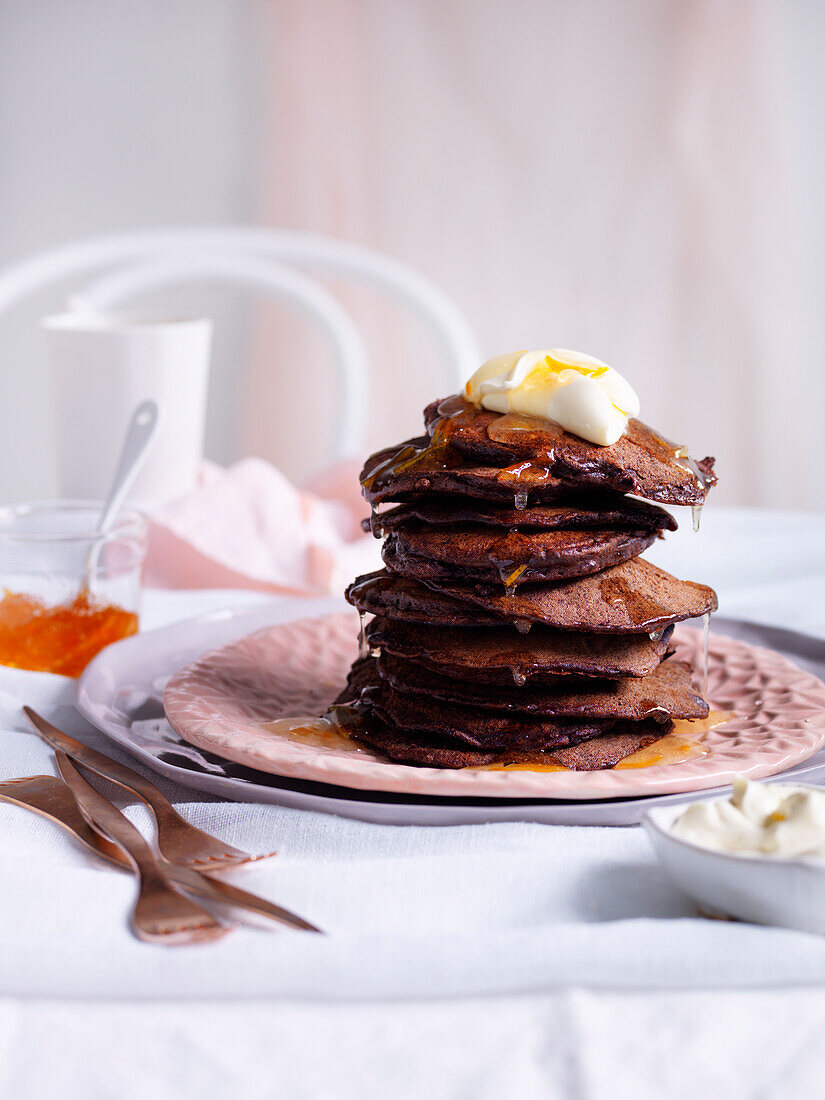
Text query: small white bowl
643 793 825 935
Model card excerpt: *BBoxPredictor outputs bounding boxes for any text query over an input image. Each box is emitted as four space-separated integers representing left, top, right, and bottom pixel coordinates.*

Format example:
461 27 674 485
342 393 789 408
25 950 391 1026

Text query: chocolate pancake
340 656 610 749
366 614 674 680
367 495 676 535
382 526 657 586
387 556 718 633
350 718 663 770
424 396 716 506
376 652 706 721
361 436 574 507
367 680 680 749
346 571 505 626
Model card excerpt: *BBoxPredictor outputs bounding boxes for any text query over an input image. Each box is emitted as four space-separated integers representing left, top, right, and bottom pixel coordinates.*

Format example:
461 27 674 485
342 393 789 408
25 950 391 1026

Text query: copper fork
55 756 322 932
52 753 232 944
0 772 228 945
0 772 321 933
23 706 275 871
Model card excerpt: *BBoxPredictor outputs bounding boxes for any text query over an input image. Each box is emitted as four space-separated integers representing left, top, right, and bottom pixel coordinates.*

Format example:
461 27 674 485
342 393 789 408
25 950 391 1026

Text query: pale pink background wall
244 0 812 508
0 0 821 510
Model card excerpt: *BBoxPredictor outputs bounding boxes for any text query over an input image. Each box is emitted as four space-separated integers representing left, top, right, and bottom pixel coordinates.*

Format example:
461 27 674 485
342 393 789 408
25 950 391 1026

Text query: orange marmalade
0 589 138 677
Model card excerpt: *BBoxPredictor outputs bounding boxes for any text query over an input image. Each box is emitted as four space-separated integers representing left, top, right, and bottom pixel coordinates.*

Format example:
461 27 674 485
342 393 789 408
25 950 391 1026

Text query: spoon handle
97 399 161 534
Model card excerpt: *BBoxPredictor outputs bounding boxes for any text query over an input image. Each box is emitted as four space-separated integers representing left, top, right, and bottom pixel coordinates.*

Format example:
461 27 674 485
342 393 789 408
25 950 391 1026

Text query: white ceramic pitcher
42 313 211 510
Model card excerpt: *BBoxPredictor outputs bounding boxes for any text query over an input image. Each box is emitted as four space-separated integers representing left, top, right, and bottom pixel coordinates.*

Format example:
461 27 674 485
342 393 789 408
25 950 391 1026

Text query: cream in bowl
644 781 825 934
671 778 825 860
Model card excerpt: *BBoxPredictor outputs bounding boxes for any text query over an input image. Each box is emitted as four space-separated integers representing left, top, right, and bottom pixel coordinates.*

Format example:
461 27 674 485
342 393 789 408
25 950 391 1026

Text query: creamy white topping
464 349 640 446
671 779 825 859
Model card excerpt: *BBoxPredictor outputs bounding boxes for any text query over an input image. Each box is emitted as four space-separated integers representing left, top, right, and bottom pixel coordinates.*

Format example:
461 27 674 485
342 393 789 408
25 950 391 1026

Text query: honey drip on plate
260 704 368 754
614 711 734 769
478 712 736 774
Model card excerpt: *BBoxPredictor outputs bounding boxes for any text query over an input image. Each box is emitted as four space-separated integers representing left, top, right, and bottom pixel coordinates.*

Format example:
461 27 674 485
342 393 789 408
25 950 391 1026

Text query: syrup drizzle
360 423 455 494
614 711 734 769
358 611 368 658
496 461 553 488
515 619 532 635
260 707 736 772
260 710 365 753
491 559 529 596
702 611 710 697
598 571 668 630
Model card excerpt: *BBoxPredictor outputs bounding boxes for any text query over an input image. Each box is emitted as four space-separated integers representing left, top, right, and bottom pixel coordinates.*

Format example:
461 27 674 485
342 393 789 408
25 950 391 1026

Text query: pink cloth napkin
144 458 381 594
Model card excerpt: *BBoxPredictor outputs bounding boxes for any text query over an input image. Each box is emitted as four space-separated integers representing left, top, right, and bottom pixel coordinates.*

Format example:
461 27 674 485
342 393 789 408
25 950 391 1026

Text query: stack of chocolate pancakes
339 395 718 770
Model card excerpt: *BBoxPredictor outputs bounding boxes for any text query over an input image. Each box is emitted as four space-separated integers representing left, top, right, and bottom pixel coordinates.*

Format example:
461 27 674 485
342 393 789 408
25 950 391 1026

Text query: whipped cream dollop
464 349 640 446
671 779 825 859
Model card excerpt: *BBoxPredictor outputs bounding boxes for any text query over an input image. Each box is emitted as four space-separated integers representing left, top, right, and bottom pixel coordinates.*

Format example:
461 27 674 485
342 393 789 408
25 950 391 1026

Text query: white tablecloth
2 506 825 1098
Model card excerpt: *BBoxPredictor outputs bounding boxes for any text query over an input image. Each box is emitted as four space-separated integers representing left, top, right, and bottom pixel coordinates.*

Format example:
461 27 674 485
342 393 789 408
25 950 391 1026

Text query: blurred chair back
0 227 480 472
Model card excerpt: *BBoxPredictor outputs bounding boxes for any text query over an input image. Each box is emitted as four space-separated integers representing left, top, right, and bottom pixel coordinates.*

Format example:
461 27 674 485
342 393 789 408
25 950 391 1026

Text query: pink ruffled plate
163 612 825 799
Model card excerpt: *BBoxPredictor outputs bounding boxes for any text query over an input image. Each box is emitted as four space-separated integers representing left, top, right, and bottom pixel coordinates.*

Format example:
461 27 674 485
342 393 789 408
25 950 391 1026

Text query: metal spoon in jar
85 399 161 592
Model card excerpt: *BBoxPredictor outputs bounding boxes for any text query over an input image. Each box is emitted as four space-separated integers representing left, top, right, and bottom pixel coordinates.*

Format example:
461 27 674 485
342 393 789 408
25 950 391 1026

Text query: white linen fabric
1 506 825 1097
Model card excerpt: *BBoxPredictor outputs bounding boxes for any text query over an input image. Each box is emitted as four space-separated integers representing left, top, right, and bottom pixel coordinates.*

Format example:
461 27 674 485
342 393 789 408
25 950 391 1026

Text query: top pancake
423 396 716 506
361 436 575 507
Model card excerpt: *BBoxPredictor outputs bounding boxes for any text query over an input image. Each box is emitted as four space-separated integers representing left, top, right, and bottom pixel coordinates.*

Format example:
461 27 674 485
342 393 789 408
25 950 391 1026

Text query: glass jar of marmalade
0 501 147 676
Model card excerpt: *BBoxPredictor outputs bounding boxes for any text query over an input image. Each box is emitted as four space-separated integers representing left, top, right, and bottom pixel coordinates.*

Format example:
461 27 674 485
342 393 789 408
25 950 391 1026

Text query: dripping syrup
358 611 368 657
477 712 736 773
503 563 528 595
702 611 710 697
260 711 362 752
360 422 457 494
614 711 734 769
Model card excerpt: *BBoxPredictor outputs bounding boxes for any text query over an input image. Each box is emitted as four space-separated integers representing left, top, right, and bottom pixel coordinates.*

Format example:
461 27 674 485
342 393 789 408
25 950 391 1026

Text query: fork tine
23 707 273 870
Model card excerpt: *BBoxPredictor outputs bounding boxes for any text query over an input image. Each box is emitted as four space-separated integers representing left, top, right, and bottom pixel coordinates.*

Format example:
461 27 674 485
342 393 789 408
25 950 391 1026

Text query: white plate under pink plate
162 611 825 799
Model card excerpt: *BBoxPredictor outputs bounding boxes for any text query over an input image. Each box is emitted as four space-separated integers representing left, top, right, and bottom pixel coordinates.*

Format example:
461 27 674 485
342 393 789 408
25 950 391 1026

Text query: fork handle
24 706 190 818
24 707 251 867
56 753 226 940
